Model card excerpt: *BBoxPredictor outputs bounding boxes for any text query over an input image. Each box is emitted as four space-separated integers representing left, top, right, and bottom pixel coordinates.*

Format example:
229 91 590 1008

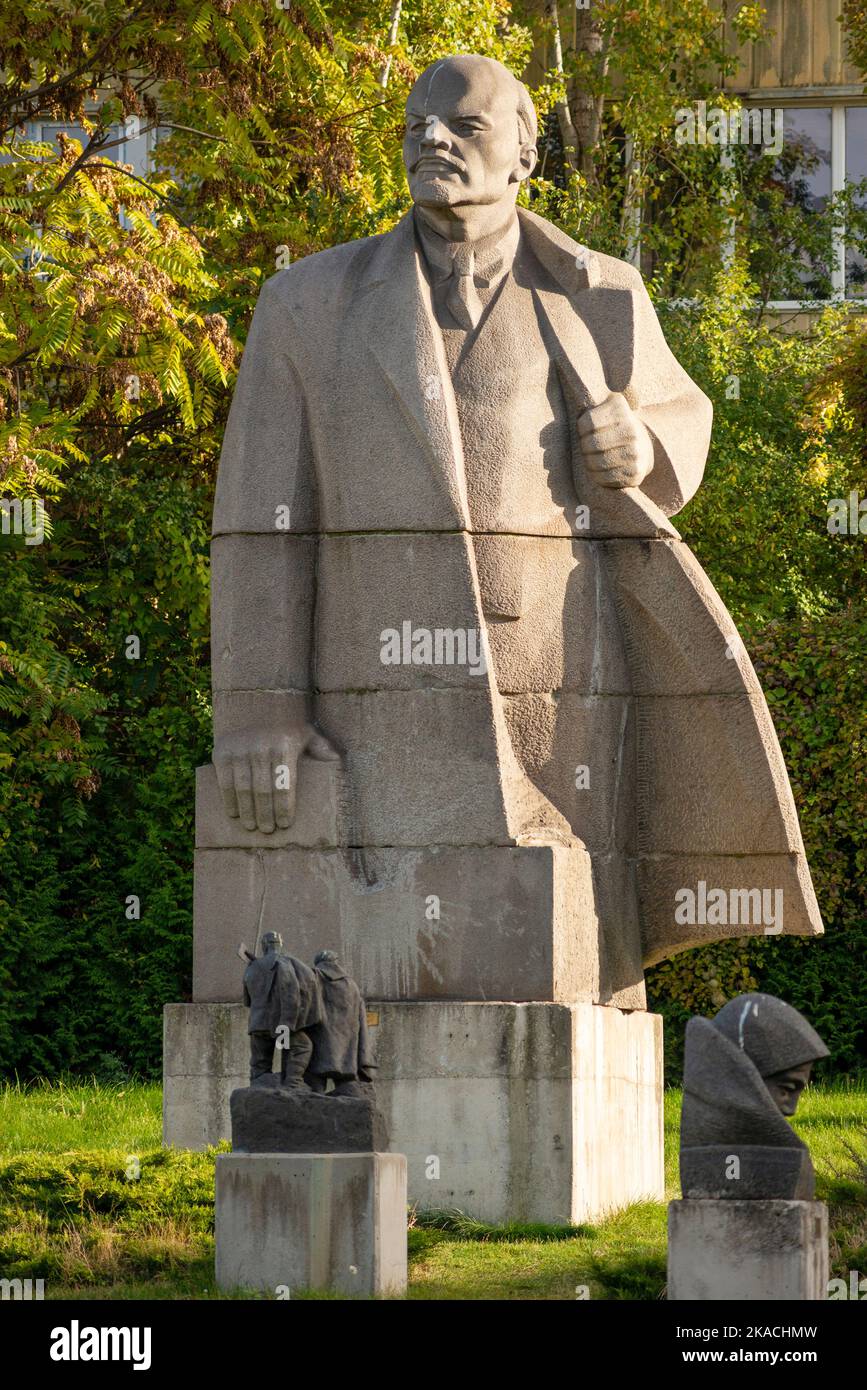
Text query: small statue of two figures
241 933 376 1100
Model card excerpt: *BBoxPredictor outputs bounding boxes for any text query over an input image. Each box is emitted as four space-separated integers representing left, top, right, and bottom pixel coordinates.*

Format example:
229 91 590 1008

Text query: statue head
711 993 828 1118
314 949 338 966
403 55 537 221
261 930 283 953
680 993 829 1199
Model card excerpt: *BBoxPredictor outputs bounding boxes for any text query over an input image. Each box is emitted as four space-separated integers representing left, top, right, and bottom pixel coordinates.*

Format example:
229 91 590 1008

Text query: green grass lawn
1 1078 864 1300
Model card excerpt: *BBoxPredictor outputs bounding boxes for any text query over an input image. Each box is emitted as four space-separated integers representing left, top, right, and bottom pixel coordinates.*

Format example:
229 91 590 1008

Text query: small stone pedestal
215 1152 407 1297
667 1199 828 1301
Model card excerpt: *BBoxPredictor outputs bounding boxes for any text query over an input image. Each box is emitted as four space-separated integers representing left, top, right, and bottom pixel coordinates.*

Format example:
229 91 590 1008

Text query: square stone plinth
192 839 612 1005
163 1002 249 1151
166 1000 664 1226
667 1199 829 1300
215 1153 407 1297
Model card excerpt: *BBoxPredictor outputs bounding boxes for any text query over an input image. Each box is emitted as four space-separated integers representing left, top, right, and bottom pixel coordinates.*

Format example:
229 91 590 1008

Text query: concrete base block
215 1153 407 1297
165 1000 664 1226
667 1200 829 1300
163 1003 249 1150
376 1001 663 1225
192 839 617 1005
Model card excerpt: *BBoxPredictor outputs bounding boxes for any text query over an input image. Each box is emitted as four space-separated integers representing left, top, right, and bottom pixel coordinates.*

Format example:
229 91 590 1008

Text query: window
750 104 867 305
22 121 153 180
845 107 867 297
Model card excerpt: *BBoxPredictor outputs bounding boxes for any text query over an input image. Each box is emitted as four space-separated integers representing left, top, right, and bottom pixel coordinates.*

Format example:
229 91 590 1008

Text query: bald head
403 54 538 237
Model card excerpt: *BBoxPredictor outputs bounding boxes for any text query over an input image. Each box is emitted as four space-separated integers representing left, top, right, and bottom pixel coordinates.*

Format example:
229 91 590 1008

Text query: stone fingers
273 744 297 830
251 750 276 834
213 751 241 820
232 756 257 832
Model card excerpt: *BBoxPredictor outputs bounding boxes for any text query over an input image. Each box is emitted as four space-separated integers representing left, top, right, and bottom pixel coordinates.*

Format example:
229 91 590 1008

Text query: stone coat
243 950 322 1036
213 206 823 974
306 962 376 1080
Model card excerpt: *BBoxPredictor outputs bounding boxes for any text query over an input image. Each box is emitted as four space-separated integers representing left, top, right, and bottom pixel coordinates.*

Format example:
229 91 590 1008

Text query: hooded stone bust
680 992 829 1199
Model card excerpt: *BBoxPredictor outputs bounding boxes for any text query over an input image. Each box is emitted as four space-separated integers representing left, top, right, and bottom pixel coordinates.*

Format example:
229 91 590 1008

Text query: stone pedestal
163 1001 248 1150
215 1152 407 1297
667 1199 829 1301
191 763 643 1008
166 998 664 1225
231 1084 388 1153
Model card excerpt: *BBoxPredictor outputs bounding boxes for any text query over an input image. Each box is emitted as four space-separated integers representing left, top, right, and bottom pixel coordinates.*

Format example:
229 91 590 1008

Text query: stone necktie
445 244 485 330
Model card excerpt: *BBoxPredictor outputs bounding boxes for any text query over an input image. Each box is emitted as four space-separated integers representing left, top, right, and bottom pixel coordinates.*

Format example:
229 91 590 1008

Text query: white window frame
749 97 867 310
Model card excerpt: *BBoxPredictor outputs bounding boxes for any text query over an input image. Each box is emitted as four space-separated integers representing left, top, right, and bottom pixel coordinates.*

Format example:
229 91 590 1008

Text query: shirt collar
413 209 521 289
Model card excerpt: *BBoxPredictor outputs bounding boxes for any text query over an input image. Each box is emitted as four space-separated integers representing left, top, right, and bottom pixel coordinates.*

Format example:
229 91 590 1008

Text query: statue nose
421 117 449 147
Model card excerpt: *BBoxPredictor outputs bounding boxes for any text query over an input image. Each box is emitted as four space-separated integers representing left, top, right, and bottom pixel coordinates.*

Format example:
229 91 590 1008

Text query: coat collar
356 205 675 539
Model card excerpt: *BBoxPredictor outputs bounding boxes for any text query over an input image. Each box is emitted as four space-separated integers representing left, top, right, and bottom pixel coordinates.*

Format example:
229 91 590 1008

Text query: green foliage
0 1077 162 1153
647 265 867 1079
0 0 539 1081
0 1145 220 1282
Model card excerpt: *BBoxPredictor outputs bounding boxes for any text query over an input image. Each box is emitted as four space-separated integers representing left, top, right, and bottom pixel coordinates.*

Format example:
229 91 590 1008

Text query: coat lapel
358 211 470 529
519 208 679 540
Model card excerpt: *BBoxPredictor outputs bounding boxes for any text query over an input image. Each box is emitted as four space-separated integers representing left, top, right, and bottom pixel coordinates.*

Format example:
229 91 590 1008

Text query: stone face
192 842 632 1006
215 1153 407 1297
230 1086 388 1153
165 999 664 1228
667 1200 829 1301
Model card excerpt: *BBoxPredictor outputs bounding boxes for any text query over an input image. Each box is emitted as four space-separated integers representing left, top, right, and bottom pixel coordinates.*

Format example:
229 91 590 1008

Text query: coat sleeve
622 270 713 517
213 273 317 536
210 274 318 731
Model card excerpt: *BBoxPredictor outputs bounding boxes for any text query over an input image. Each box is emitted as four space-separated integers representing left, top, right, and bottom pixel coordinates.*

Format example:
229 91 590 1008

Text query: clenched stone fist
577 391 655 489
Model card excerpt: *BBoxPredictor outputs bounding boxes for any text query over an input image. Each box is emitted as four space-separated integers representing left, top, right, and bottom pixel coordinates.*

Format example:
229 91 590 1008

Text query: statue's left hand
577 392 654 489
213 720 340 834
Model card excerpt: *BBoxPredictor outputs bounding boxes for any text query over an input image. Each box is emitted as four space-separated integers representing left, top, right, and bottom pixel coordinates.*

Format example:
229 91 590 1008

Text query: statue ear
511 143 537 183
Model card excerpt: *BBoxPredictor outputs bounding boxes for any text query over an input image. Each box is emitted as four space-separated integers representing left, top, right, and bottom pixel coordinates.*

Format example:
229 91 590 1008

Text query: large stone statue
205 52 822 1008
167 52 826 1222
680 992 829 1198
